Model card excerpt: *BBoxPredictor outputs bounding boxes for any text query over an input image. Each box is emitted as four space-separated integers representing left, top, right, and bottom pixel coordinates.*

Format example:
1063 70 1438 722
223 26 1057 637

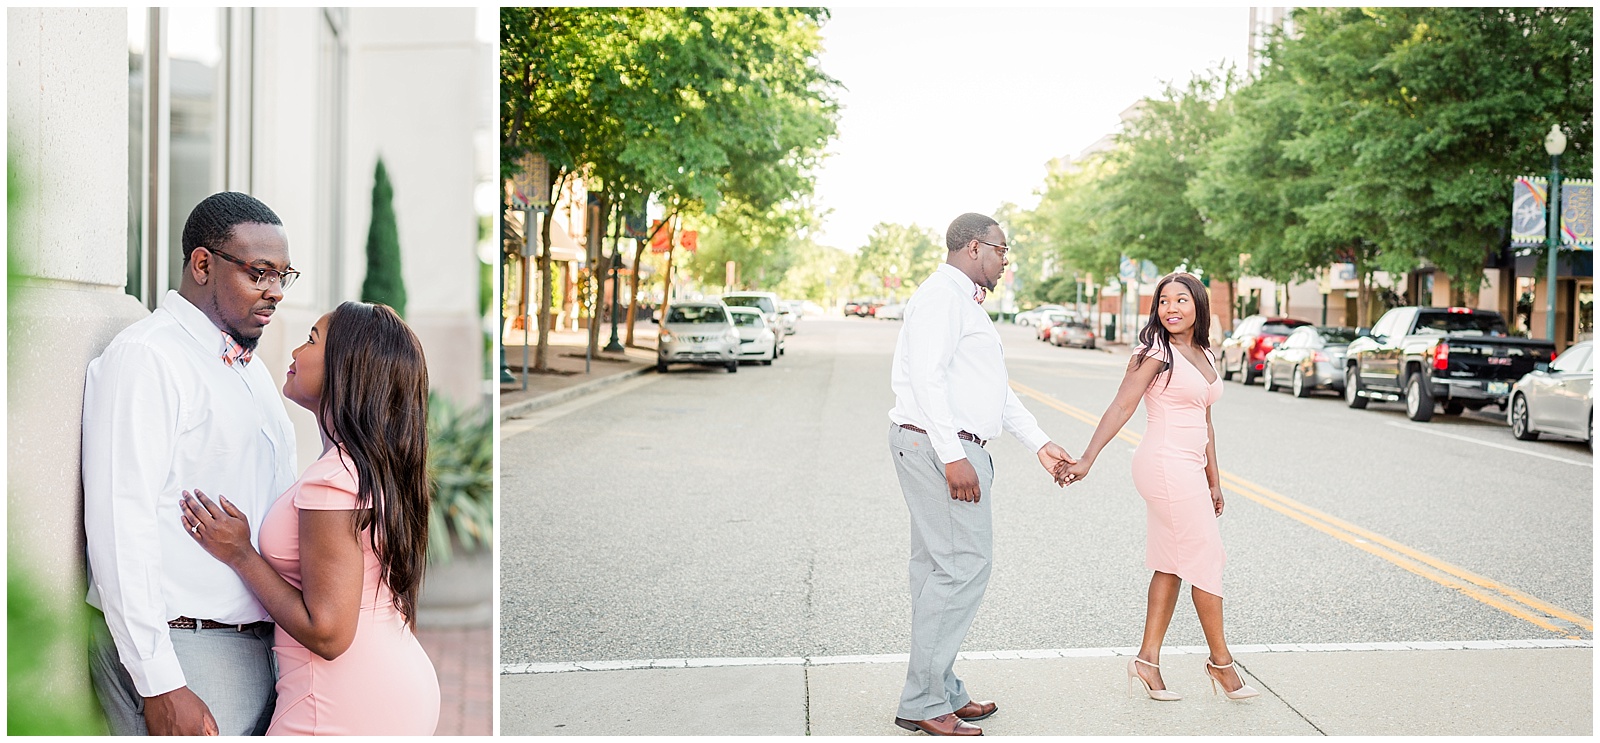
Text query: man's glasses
976 239 1009 259
206 247 300 290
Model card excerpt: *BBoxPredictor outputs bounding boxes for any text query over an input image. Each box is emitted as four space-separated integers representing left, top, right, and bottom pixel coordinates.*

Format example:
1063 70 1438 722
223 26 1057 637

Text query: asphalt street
499 317 1593 666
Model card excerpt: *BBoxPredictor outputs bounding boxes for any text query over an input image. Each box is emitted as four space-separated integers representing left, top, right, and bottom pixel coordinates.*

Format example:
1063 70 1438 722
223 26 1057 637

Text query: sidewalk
417 624 492 736
500 642 1592 735
499 325 659 421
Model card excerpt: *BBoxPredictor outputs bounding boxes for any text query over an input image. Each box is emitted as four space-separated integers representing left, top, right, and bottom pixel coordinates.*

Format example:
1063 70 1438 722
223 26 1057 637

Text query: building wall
344 8 483 408
7 6 150 707
250 8 487 468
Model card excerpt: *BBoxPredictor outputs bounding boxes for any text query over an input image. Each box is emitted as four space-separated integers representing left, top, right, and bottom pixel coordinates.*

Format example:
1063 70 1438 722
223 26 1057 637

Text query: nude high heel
1205 658 1260 700
1126 657 1182 701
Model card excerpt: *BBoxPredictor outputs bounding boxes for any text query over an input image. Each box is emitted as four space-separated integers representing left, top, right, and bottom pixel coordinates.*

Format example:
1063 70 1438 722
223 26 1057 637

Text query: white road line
500 373 662 440
499 639 1592 674
1384 421 1593 467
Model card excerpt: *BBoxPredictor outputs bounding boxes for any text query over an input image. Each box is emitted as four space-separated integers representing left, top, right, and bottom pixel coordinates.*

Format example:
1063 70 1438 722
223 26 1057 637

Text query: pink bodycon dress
257 448 440 735
1130 344 1226 597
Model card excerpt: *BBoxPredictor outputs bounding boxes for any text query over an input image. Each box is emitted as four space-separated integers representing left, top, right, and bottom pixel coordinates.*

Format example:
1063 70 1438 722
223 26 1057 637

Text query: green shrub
360 158 407 317
425 394 492 563
8 553 105 734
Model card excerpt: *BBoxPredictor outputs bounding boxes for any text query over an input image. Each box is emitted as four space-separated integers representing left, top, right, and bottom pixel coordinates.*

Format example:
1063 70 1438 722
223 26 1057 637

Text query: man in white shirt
888 212 1075 736
83 192 299 736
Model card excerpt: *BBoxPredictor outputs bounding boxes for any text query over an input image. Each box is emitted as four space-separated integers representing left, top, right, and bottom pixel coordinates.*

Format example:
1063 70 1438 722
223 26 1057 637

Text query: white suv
719 292 787 353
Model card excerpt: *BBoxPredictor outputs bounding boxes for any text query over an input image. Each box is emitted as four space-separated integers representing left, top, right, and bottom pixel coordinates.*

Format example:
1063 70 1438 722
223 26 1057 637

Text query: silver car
657 302 740 374
1509 340 1592 446
728 306 779 365
1262 326 1359 397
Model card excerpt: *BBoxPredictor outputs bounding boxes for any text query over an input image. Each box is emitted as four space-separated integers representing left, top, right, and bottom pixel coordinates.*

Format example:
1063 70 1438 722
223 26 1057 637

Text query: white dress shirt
889 263 1051 463
83 290 297 697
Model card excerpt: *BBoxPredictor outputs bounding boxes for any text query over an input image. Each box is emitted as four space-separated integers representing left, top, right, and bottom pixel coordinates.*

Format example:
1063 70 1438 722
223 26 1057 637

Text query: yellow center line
1010 379 1592 638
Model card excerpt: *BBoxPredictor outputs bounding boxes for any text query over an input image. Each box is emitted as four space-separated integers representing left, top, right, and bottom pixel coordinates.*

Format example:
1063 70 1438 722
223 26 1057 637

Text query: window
1318 327 1360 344
1414 311 1509 338
666 306 727 324
125 9 253 309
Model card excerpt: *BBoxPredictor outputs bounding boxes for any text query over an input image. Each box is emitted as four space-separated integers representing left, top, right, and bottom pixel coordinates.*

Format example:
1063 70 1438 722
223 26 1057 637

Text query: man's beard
208 294 261 352
226 327 260 353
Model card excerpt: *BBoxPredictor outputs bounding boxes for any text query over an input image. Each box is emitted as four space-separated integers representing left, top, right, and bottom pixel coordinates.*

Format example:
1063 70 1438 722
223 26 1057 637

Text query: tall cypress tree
361 157 407 317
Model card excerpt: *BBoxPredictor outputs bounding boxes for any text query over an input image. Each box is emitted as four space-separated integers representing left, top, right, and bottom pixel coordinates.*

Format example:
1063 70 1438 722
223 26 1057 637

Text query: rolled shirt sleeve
83 342 187 697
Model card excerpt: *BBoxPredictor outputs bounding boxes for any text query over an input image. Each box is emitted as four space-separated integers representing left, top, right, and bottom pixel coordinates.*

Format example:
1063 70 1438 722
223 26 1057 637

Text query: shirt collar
161 290 246 365
936 263 979 298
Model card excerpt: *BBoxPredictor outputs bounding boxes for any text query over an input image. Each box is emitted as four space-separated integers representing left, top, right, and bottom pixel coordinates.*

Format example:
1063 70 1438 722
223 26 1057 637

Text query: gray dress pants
88 612 277 736
890 423 994 721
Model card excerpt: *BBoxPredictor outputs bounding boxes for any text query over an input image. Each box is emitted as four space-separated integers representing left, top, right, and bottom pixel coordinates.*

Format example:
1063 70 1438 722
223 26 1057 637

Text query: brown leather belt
168 617 271 632
898 423 987 447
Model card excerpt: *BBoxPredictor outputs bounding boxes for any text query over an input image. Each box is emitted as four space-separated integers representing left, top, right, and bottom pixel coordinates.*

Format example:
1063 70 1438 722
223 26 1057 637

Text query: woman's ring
191 524 201 534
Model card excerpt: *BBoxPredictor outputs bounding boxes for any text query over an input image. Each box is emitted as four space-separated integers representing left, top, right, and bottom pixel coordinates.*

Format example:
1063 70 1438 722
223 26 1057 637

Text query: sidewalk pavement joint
501 638 1592 675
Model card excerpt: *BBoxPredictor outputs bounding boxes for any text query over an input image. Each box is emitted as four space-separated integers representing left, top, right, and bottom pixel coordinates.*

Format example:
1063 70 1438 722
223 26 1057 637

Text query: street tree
852 222 943 302
1099 68 1243 308
1274 7 1592 317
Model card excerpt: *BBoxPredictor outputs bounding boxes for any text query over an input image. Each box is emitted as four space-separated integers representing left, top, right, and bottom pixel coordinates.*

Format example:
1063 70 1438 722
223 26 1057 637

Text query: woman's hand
1210 484 1225 517
1059 458 1092 486
182 490 256 567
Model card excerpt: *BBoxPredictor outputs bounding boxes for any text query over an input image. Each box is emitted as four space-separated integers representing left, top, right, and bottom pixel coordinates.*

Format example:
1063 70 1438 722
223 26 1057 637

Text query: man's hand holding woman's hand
1037 442 1079 487
1056 456 1091 487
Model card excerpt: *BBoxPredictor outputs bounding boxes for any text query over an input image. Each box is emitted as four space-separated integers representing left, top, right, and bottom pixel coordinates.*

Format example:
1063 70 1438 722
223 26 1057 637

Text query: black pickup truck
1343 306 1557 422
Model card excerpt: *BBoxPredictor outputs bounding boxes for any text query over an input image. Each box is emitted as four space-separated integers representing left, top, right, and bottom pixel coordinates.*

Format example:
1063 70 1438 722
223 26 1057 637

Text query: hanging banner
1512 177 1593 250
510 153 550 210
649 219 673 253
680 230 699 252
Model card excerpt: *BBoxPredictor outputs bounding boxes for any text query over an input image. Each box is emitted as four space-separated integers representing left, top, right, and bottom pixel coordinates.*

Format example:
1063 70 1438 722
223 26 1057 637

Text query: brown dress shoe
954 700 997 721
893 713 983 736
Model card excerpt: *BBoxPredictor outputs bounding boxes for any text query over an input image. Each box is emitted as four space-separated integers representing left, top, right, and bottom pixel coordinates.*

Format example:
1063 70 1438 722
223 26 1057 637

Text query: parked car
1036 312 1075 341
656 301 740 374
844 300 880 317
1508 340 1592 446
1344 306 1556 422
1014 304 1069 328
776 305 798 335
720 291 782 329
876 302 906 320
727 306 779 365
1048 320 1097 349
1221 315 1313 385
1261 326 1359 397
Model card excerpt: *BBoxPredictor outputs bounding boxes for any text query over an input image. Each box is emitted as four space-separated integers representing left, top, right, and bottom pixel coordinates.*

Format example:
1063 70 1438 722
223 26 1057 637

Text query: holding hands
1036 441 1079 488
1055 456 1090 487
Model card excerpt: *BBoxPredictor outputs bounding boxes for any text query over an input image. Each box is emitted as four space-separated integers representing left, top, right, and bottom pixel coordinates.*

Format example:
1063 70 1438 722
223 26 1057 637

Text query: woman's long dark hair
1133 272 1213 386
319 301 430 628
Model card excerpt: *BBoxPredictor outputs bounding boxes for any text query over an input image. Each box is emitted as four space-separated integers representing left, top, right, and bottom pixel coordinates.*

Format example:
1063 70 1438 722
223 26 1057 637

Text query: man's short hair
945 212 999 252
180 192 283 264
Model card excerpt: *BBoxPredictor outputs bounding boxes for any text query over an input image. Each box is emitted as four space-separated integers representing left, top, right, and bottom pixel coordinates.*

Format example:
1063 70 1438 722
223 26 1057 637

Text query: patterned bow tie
973 285 988 304
222 333 253 368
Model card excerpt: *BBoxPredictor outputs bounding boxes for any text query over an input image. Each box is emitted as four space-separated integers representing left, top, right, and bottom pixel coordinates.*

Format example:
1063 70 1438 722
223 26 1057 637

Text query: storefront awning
505 212 587 263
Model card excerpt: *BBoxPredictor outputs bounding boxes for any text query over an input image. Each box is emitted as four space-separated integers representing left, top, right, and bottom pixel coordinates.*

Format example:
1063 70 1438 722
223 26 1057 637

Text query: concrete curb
499 365 655 422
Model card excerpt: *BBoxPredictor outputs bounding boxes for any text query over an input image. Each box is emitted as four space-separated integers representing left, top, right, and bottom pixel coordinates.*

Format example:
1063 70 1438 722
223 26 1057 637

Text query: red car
1221 315 1312 385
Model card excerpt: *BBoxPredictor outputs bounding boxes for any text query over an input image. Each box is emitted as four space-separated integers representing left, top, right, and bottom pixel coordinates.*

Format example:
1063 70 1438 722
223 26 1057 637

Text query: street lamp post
604 249 625 352
1544 124 1567 344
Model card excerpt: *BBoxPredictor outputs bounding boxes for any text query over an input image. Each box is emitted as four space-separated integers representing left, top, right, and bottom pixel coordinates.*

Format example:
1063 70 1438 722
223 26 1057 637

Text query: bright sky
812 7 1251 253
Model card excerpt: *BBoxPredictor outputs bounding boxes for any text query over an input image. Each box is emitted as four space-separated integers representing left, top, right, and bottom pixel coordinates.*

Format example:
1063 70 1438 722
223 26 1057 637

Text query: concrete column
8 6 150 719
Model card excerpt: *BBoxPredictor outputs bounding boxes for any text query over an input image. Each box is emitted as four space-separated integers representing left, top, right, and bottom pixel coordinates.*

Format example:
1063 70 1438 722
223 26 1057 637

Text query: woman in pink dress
180 301 440 734
1059 272 1258 703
